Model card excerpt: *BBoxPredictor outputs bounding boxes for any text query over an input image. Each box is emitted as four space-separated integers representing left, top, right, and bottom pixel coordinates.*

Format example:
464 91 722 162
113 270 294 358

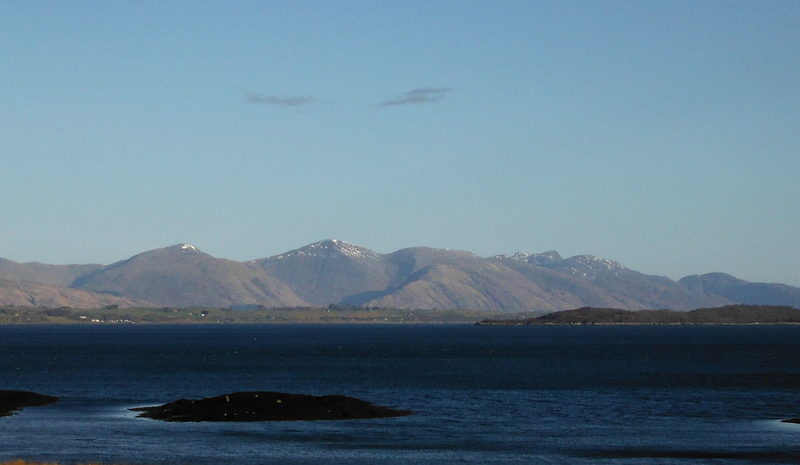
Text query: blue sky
1 0 798 286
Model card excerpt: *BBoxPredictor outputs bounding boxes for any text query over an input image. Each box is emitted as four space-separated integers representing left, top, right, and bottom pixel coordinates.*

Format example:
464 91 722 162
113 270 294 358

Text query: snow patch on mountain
495 250 563 267
556 255 627 279
273 240 380 261
568 255 626 271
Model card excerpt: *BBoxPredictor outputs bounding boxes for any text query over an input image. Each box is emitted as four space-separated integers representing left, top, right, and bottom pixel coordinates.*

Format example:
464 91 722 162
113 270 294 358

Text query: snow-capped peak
180 244 197 251
272 240 380 260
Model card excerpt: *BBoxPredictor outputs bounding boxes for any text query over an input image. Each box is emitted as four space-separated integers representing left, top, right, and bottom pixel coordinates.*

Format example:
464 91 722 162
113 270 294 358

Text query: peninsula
477 305 800 325
0 390 59 417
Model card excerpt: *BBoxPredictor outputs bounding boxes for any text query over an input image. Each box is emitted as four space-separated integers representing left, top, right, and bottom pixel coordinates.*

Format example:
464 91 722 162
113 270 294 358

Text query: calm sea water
1 324 800 464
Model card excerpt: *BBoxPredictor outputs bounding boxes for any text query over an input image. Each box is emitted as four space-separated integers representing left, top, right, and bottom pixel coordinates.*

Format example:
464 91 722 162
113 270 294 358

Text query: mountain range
1 240 798 312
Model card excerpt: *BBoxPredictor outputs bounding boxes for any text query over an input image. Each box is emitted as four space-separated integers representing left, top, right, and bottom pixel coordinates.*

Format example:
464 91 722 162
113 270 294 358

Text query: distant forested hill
479 305 800 325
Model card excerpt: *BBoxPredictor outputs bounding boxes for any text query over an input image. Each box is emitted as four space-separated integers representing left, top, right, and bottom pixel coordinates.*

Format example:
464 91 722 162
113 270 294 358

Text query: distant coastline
477 305 800 326
0 305 532 325
4 304 800 325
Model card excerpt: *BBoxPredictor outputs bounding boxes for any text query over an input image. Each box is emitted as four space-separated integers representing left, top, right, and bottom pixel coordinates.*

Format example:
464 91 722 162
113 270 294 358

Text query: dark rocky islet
0 390 60 417
130 391 412 422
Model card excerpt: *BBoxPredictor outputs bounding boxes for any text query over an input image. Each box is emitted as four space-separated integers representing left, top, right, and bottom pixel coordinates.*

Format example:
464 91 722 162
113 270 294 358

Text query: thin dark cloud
378 88 452 106
240 88 316 107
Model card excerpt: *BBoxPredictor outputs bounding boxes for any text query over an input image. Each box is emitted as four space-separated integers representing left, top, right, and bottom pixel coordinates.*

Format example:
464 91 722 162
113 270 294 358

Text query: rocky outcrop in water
0 390 59 417
131 391 412 422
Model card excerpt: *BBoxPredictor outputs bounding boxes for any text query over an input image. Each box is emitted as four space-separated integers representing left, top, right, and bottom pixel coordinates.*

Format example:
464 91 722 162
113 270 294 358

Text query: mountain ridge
71 244 308 308
0 241 796 312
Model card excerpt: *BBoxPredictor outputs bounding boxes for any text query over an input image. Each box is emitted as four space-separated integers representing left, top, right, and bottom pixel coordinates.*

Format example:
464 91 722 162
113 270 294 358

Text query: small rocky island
131 391 412 422
0 390 60 417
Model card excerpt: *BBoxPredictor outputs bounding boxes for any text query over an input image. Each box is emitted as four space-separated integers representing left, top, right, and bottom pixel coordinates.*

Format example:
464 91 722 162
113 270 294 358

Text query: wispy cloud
240 88 316 107
378 88 452 106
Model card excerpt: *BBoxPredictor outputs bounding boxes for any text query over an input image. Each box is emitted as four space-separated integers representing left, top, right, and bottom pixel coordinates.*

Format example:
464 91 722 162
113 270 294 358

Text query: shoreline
478 305 800 326
0 391 59 417
0 305 521 325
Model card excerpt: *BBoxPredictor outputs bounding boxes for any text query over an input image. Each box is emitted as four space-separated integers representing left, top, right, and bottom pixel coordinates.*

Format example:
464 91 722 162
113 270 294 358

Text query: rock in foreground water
131 391 412 422
0 390 60 417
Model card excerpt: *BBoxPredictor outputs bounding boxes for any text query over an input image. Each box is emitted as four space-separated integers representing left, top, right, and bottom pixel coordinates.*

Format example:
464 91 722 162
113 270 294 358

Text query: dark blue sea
2 324 800 464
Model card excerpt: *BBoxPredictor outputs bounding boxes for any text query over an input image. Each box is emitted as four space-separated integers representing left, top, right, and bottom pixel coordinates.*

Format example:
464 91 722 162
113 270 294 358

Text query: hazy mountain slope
347 247 541 310
679 273 800 308
679 272 746 290
72 244 307 308
502 253 730 311
259 244 578 311
363 264 497 310
362 262 573 312
381 247 490 288
492 256 630 310
257 243 498 307
347 247 625 312
0 259 103 287
544 255 730 310
0 278 147 308
256 240 390 306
